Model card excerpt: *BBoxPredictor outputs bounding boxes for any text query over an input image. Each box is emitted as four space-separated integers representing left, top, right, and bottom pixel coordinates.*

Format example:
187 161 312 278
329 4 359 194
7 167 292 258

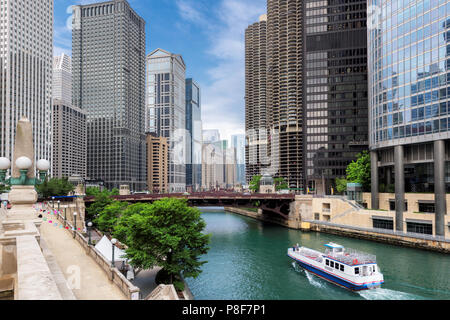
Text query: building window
373 218 394 230
389 200 408 212
418 202 435 213
406 222 433 235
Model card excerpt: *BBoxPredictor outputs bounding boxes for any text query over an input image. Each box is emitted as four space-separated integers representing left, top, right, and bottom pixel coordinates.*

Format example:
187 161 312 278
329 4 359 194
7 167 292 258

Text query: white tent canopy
95 235 127 264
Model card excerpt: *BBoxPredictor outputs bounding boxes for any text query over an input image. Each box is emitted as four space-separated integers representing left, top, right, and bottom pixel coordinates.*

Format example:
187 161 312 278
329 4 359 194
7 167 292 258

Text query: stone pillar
434 140 446 237
370 151 379 210
394 145 405 232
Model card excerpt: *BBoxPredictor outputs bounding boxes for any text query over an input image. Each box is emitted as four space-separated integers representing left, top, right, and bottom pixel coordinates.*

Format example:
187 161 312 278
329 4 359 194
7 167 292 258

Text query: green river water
184 208 450 300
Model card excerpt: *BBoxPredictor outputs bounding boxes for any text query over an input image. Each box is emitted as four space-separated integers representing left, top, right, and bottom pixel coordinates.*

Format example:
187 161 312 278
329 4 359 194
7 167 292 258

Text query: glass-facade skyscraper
146 48 187 193
186 79 202 191
72 0 147 191
368 0 450 235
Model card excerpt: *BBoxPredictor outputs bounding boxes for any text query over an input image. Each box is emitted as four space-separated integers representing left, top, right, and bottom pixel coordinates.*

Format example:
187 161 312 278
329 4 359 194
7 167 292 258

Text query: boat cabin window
325 259 329 266
335 263 339 270
355 267 360 275
330 261 334 268
340 265 344 272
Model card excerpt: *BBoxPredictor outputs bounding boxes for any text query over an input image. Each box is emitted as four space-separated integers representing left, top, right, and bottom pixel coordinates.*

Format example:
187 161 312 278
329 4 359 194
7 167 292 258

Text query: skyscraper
267 0 304 191
304 0 369 194
245 14 268 183
0 0 53 165
53 54 72 107
72 0 147 191
186 79 202 191
52 54 87 179
231 134 246 185
146 48 187 193
368 0 450 236
146 133 169 194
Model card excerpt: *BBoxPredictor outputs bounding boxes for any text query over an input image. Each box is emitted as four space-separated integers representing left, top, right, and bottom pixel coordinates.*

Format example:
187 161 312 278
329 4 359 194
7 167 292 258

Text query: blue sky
54 0 267 141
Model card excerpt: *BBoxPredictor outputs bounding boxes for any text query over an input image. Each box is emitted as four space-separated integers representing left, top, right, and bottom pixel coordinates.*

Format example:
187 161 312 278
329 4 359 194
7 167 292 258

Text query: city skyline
54 0 267 142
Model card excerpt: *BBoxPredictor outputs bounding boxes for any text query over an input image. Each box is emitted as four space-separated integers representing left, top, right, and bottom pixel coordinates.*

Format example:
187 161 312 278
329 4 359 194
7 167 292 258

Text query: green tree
274 177 288 191
249 175 262 193
86 192 115 222
35 177 75 198
113 198 210 291
94 201 128 234
346 151 371 192
335 177 349 194
86 187 120 197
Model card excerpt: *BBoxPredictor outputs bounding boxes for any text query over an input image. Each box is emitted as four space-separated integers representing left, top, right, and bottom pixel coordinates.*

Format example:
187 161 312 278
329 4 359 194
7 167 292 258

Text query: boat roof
324 243 344 249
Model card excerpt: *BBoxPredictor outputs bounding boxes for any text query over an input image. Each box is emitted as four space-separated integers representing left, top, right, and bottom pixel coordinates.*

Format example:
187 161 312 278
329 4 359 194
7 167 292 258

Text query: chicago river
185 208 450 300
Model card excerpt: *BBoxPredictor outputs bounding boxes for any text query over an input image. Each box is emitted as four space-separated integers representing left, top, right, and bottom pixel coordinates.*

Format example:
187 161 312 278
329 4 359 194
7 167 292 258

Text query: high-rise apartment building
368 0 450 236
146 133 169 194
146 48 187 193
245 14 269 183
52 100 87 179
0 0 53 165
53 54 72 107
186 79 202 191
266 0 304 191
304 0 369 194
72 0 147 191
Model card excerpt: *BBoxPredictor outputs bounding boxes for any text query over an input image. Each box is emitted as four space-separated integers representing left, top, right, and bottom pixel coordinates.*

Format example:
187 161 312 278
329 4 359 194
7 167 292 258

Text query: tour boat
287 242 384 291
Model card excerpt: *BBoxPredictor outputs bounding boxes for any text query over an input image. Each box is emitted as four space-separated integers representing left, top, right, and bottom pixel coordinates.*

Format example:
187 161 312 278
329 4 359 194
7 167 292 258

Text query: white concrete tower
0 0 54 165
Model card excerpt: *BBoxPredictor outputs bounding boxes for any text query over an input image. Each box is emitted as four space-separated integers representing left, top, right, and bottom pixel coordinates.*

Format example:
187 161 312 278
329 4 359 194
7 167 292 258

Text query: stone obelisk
8 117 38 218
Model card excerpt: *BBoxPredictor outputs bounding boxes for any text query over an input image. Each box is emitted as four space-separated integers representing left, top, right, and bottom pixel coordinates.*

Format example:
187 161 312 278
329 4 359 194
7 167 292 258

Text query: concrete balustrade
16 235 62 300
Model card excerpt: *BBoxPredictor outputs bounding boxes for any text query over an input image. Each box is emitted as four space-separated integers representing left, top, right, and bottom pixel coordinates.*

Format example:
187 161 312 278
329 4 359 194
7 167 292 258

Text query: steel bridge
84 192 296 220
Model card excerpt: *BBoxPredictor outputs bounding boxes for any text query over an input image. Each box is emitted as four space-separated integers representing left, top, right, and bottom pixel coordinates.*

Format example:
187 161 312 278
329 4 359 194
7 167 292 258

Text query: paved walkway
39 212 127 300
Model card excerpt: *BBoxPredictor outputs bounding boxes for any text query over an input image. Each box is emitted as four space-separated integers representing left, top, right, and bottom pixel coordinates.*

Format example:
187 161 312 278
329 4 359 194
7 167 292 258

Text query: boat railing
297 248 323 263
325 248 377 265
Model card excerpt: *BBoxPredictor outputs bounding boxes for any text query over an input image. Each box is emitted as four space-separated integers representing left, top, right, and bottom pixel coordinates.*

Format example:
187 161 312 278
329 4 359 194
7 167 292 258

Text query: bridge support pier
287 196 313 230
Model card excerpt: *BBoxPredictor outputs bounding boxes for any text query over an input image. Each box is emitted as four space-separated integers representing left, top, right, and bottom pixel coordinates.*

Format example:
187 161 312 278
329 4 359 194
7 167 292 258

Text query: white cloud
176 0 266 142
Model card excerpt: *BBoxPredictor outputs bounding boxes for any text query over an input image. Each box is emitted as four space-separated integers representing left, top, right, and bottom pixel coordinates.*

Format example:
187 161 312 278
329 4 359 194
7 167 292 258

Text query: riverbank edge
224 207 449 254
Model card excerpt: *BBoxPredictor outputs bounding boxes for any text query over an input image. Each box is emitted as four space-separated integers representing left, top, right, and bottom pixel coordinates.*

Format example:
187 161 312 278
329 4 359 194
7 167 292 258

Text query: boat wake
359 288 422 300
291 262 327 289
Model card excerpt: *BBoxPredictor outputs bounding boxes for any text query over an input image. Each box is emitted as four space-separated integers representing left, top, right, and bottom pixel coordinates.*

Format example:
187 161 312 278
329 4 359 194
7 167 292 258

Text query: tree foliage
85 192 115 222
94 201 128 234
113 198 210 290
35 177 75 198
249 175 262 193
346 151 371 192
274 177 288 191
335 177 349 194
86 187 119 197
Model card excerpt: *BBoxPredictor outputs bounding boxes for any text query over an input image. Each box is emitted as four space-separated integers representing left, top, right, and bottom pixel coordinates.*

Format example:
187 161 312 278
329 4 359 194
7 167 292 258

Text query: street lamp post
52 197 55 209
87 221 93 245
64 208 67 226
111 238 117 268
57 200 60 213
73 212 77 238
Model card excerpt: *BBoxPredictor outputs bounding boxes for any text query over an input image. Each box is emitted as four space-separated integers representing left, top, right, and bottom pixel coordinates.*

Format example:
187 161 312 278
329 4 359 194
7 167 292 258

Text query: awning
405 219 433 225
371 215 394 221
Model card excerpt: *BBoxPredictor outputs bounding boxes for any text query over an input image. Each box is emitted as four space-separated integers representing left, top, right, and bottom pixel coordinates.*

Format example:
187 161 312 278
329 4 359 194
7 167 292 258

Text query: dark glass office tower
186 79 202 191
304 0 369 195
72 0 146 191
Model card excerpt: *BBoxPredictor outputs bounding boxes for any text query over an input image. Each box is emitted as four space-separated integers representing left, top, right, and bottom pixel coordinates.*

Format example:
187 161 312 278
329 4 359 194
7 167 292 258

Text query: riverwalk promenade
39 211 127 300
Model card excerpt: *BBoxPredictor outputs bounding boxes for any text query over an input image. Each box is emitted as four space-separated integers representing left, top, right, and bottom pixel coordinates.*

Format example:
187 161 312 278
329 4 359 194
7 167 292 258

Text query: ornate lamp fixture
0 156 50 186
